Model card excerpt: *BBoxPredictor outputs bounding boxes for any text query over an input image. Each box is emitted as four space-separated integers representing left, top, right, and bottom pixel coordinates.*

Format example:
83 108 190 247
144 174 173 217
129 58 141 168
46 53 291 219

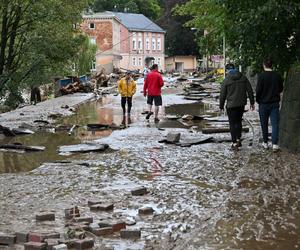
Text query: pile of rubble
0 187 153 249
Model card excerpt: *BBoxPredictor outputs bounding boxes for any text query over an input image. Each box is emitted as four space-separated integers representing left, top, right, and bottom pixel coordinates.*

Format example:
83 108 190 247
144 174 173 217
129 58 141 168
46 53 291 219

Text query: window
138 38 143 50
157 38 161 51
90 37 96 44
132 38 137 50
146 38 150 50
132 57 136 66
152 38 156 50
138 57 142 66
89 23 95 29
157 57 161 66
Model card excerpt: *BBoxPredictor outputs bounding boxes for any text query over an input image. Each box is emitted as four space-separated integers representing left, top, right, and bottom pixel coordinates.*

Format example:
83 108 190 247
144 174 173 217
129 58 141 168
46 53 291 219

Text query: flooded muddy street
0 82 299 250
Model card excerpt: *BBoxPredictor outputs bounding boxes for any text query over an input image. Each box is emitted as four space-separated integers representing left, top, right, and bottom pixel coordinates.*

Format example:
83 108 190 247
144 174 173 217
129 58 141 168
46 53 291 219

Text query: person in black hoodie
220 64 255 150
256 59 284 152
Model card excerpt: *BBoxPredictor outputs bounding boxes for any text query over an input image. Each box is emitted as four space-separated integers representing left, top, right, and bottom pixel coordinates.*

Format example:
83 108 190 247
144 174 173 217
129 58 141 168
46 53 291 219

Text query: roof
113 12 165 33
83 11 165 33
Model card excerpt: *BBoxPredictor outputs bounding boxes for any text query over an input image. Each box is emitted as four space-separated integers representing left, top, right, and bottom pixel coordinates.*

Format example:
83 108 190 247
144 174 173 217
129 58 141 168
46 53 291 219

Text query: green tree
92 0 161 20
72 35 97 76
0 0 92 107
159 0 200 57
177 0 300 72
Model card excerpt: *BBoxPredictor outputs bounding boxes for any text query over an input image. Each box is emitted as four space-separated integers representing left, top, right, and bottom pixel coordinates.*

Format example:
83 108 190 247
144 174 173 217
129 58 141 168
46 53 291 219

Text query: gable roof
112 12 165 33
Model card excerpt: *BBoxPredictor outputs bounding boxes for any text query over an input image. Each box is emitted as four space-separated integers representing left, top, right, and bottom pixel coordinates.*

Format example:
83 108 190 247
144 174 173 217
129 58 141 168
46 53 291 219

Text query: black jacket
256 71 284 104
220 71 255 109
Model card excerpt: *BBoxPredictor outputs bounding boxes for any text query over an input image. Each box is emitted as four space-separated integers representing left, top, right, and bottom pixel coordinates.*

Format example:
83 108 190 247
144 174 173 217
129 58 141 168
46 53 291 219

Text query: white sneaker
262 142 269 149
272 144 279 152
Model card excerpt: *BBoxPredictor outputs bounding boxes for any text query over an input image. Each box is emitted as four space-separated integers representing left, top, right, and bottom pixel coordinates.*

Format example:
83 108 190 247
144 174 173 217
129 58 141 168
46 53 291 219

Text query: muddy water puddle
0 95 219 174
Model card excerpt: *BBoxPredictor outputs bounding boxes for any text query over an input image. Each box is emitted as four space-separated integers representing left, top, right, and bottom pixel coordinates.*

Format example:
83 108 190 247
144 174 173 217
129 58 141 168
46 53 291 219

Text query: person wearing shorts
143 64 164 122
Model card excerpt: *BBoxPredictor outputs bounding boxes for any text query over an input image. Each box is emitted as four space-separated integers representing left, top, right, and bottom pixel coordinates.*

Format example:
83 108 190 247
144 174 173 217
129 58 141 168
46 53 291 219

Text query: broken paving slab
58 143 109 154
166 132 181 143
202 127 249 134
176 137 214 147
0 144 45 152
204 116 229 122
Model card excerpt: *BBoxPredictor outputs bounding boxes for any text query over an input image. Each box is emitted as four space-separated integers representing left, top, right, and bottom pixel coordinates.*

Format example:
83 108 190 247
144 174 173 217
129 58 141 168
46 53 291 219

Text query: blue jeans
258 102 280 144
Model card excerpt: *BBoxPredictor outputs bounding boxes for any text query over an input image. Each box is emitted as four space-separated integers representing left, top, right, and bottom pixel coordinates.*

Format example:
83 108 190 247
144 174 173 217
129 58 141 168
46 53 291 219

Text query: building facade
82 12 165 73
165 56 198 73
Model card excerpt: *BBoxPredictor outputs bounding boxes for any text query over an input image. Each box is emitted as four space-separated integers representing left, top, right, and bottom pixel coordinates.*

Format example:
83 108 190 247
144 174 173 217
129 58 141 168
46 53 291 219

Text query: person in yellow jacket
118 72 137 116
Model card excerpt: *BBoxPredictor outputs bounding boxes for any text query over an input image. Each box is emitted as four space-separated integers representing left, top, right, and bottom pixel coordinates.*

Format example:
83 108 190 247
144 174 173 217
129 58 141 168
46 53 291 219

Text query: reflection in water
0 132 80 173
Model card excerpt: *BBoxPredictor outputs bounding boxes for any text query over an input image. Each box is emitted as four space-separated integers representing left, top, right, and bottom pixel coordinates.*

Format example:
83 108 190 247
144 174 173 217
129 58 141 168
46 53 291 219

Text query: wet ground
0 81 299 250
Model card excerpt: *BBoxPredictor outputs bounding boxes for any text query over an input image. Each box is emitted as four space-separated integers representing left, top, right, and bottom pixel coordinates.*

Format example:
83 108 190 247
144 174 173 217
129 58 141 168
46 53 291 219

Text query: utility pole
223 35 226 78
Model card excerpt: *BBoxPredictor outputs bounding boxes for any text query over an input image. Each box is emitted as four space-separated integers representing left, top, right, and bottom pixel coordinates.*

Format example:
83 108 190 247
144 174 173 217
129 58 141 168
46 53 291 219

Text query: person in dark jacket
220 64 255 150
256 59 284 151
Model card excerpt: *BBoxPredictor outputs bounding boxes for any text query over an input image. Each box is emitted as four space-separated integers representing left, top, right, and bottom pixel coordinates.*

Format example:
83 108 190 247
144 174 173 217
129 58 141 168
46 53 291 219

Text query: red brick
131 187 148 196
24 241 47 250
90 203 113 212
28 232 60 242
72 217 93 224
73 238 94 250
138 207 154 215
112 221 126 232
87 200 101 207
0 234 16 245
44 238 59 250
65 207 80 219
92 227 113 236
120 229 141 239
16 231 29 243
36 212 55 222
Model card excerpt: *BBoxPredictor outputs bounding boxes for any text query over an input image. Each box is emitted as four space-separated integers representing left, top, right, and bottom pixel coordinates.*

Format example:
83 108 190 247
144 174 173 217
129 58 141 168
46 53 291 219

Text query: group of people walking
117 63 164 122
220 59 284 151
117 59 284 152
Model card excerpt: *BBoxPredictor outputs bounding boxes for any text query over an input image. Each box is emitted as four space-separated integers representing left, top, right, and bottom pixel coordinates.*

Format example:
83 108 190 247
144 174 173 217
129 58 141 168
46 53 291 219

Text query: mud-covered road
0 80 299 250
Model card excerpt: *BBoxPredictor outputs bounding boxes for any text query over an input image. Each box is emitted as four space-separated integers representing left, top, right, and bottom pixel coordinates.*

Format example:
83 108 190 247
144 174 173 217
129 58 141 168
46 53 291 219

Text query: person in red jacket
143 64 164 122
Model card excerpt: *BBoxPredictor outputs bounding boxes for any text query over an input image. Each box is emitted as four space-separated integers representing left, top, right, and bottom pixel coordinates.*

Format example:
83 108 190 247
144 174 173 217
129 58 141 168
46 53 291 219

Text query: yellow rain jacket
118 78 137 97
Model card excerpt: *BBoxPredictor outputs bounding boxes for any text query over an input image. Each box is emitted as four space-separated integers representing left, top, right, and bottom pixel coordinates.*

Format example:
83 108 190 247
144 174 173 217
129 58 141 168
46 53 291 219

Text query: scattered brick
72 217 93 224
16 231 29 243
58 239 77 248
24 241 47 250
53 245 68 250
138 207 154 215
131 187 148 196
73 238 94 250
98 220 126 232
65 207 80 219
90 203 114 212
28 232 60 243
36 212 55 222
74 231 85 239
92 227 113 236
120 229 141 239
68 222 89 231
45 238 60 250
87 200 102 207
0 234 16 245
111 221 126 232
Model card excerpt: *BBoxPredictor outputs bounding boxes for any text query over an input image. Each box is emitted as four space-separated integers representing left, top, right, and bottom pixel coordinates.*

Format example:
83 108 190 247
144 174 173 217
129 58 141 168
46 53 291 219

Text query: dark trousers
258 102 280 144
121 97 132 114
227 106 244 143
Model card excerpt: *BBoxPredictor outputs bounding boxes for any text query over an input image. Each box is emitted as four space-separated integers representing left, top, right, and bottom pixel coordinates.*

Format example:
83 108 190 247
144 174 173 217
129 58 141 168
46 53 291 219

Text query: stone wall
279 66 300 152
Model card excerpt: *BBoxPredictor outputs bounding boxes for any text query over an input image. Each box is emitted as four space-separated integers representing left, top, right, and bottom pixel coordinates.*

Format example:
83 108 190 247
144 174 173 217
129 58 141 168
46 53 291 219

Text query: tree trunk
279 66 300 152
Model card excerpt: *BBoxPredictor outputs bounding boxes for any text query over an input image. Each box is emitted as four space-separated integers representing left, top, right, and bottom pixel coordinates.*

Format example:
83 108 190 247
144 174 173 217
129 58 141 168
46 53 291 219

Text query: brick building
82 11 165 73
